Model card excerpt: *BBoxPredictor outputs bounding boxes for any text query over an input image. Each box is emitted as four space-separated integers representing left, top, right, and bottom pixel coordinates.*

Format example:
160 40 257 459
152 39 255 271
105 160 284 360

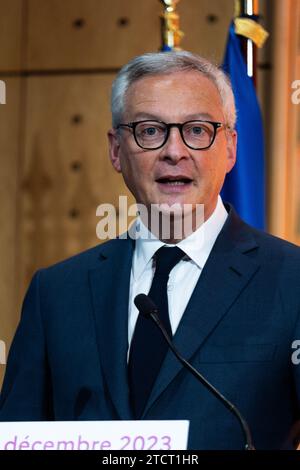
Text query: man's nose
159 127 190 162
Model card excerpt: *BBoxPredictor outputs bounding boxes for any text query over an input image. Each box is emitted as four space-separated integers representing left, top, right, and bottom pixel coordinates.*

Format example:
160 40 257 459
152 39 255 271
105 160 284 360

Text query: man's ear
108 129 122 173
226 130 237 174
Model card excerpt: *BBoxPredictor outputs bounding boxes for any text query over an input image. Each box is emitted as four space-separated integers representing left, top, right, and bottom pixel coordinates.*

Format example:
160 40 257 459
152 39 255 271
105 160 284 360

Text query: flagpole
235 0 259 87
159 0 184 51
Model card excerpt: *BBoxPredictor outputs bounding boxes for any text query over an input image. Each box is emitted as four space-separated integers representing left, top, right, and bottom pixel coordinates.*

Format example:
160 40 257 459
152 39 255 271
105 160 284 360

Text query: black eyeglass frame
116 119 226 150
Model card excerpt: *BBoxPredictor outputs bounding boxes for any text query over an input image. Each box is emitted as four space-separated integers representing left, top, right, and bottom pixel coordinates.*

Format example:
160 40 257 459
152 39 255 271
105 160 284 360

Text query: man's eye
138 125 165 138
191 126 204 135
143 127 157 136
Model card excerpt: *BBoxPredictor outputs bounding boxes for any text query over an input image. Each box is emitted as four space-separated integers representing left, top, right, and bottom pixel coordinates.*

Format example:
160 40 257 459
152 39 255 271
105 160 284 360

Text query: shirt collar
132 195 228 281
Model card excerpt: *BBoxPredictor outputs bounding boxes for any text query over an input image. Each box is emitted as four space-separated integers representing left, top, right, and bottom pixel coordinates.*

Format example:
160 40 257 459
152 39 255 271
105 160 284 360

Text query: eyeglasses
116 120 227 150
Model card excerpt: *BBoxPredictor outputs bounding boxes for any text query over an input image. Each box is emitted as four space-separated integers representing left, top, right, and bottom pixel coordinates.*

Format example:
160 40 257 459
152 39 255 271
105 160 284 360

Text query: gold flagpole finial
159 0 184 51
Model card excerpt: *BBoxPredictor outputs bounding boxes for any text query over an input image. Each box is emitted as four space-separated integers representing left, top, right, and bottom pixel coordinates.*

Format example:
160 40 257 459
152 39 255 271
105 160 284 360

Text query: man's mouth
155 176 193 186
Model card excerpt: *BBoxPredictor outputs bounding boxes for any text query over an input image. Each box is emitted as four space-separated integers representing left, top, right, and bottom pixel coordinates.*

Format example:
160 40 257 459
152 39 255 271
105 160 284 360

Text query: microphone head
134 294 158 318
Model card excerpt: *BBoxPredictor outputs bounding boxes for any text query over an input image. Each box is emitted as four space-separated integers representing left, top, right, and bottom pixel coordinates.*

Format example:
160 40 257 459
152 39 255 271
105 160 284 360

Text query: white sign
0 339 5 364
0 420 189 450
0 80 6 104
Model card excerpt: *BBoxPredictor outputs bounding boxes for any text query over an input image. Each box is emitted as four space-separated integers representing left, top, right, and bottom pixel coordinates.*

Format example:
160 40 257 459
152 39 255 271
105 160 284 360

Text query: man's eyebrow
130 112 217 122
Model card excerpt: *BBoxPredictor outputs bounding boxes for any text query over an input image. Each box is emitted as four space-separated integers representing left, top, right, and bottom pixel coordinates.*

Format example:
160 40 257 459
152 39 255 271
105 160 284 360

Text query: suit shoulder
37 238 121 278
224 205 300 261
242 224 300 279
250 225 300 256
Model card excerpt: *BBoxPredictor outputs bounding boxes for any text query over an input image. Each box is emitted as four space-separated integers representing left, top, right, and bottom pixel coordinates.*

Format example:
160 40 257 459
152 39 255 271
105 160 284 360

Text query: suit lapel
143 208 260 416
89 237 134 420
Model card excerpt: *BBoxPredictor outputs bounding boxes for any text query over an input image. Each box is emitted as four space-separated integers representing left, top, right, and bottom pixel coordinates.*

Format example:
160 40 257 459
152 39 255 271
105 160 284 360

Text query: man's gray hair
111 51 236 129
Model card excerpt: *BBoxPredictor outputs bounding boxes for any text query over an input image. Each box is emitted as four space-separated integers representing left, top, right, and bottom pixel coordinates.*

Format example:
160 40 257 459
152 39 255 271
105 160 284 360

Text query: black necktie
128 246 185 418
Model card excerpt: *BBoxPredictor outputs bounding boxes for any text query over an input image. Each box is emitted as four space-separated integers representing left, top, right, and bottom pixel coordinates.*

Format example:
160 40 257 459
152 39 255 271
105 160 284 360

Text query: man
0 51 300 450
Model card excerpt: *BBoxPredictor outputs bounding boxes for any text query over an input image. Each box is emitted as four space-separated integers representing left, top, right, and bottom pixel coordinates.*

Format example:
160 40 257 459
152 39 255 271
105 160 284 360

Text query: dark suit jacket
0 206 300 449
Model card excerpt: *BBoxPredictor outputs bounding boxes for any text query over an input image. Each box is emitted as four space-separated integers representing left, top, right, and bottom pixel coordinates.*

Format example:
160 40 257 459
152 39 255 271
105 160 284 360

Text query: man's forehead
124 70 223 119
127 70 216 92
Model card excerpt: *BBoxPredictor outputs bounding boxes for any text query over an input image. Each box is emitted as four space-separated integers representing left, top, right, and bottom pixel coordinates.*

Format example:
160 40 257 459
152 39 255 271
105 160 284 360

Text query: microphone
134 293 255 451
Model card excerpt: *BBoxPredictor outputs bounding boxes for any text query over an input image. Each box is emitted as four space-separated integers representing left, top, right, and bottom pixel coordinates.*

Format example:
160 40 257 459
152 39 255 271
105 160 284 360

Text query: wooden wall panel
269 0 300 243
297 53 300 242
0 78 21 385
0 0 23 71
179 0 234 62
26 0 162 69
18 74 134 299
26 0 234 70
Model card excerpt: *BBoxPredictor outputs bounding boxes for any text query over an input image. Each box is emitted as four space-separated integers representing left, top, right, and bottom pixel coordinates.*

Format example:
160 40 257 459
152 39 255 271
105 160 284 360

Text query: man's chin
150 198 202 215
145 201 205 241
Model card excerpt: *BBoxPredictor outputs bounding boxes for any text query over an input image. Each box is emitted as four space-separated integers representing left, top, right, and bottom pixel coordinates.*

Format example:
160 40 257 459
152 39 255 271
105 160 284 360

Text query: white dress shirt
128 196 228 348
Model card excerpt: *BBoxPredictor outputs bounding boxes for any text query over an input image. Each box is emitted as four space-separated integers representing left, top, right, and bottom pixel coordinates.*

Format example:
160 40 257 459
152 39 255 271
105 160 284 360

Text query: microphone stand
134 293 255 450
